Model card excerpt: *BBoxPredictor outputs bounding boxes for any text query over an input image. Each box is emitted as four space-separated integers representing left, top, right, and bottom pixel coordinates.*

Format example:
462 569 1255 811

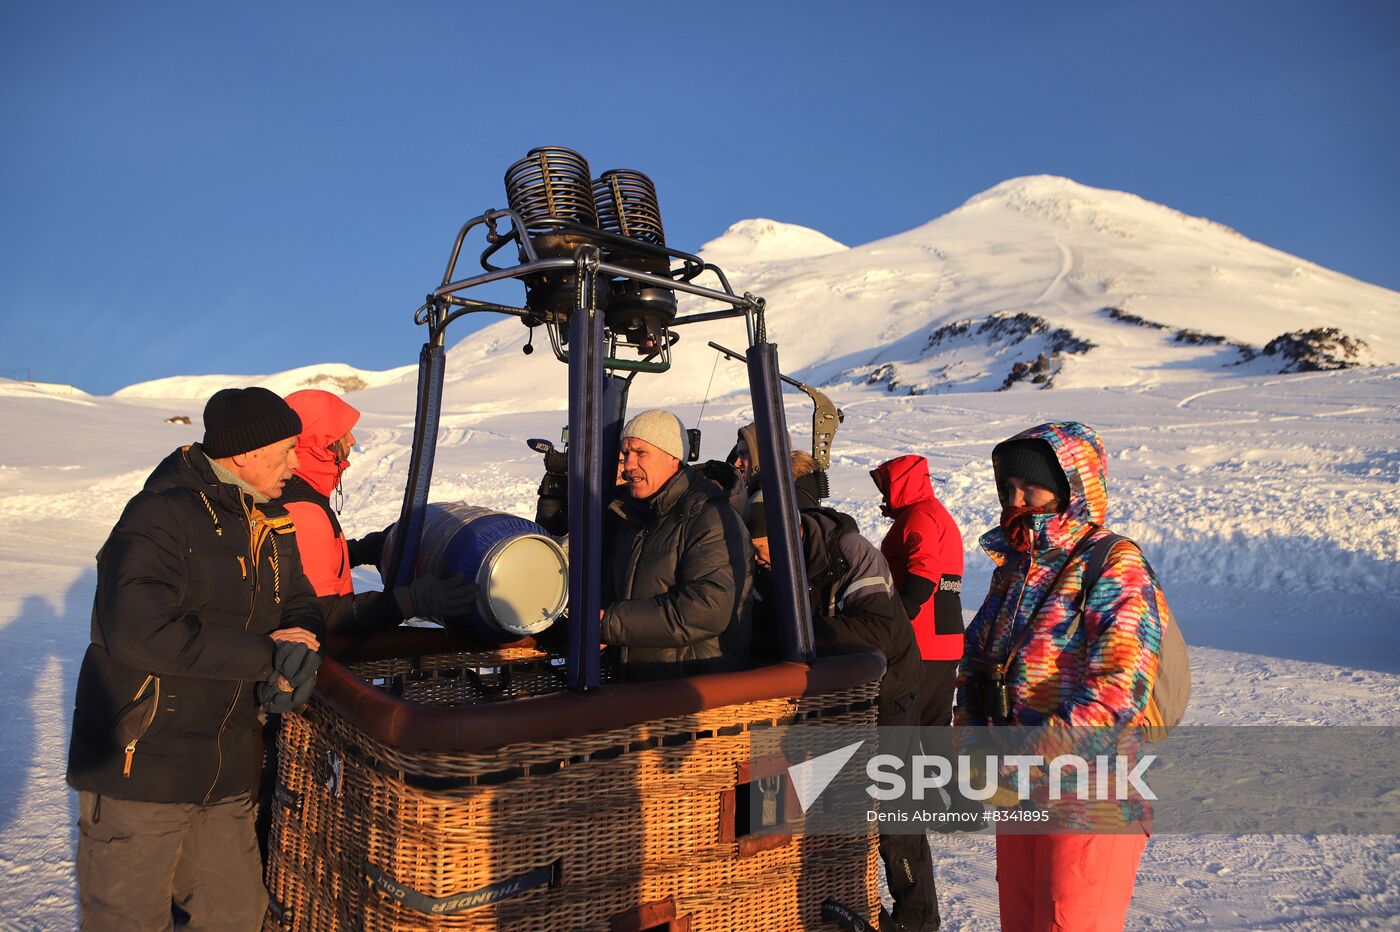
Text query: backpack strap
827 524 852 580
1075 533 1129 614
1067 533 1183 738
1077 533 1163 613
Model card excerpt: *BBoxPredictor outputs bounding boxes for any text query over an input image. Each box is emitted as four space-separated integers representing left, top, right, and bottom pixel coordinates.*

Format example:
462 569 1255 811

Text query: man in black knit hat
67 387 325 930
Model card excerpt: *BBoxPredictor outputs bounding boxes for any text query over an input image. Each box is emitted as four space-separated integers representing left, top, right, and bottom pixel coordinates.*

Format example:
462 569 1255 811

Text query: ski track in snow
1034 237 1074 305
1 370 1398 928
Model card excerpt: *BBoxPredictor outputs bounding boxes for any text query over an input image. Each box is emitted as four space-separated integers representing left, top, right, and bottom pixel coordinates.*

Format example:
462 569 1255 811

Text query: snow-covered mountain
108 176 1400 410
686 176 1396 393
113 361 417 401
0 378 91 401
692 217 848 267
317 176 1399 417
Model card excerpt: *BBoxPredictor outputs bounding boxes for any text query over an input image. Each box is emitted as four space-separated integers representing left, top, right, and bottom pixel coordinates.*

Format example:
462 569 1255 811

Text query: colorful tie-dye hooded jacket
959 422 1163 829
959 421 1163 730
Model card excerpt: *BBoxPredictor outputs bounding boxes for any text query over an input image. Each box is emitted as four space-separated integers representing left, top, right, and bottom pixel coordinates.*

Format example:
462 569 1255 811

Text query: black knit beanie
993 438 1070 505
202 387 303 458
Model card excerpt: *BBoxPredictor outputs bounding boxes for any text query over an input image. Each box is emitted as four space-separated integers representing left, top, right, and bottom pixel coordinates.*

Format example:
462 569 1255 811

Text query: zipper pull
123 740 137 777
237 555 247 579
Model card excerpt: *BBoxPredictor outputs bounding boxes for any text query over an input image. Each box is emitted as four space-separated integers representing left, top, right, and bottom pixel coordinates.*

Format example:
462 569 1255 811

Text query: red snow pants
995 831 1148 931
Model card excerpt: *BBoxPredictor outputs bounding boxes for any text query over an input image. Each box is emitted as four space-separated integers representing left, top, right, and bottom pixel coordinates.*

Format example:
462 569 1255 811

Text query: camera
965 662 1014 725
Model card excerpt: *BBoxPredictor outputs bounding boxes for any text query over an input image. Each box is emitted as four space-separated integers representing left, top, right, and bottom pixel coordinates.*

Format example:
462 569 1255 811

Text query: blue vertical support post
566 248 605 690
600 373 631 484
386 340 447 589
747 340 815 663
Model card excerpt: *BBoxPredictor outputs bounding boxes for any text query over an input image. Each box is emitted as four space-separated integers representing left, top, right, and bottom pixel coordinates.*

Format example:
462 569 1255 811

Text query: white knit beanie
621 409 687 461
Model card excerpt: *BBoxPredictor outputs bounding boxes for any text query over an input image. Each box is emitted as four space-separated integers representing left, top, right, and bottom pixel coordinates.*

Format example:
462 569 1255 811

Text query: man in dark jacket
602 409 752 679
67 387 325 930
745 496 939 932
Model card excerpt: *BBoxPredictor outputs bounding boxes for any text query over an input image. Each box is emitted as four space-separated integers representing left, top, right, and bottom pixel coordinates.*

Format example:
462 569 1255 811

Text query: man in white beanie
602 409 752 679
617 409 687 500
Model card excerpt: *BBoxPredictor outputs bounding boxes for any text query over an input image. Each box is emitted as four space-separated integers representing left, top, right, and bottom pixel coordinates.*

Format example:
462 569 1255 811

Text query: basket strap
821 898 877 931
364 858 561 914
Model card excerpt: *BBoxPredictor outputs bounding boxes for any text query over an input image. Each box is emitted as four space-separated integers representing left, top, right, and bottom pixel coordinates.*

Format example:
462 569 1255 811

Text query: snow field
3 368 1398 930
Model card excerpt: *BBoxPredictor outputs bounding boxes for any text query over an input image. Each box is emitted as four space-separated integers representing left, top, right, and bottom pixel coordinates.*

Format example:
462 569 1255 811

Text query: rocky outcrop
1255 328 1376 372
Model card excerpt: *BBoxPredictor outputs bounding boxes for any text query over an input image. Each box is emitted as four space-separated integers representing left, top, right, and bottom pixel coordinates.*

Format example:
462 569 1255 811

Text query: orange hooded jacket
282 390 360 597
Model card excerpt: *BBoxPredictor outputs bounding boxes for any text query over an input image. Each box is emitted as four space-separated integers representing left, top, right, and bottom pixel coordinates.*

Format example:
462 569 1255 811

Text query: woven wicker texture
265 650 880 931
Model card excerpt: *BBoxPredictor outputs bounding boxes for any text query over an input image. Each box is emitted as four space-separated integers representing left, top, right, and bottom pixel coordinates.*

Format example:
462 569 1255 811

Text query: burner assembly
432 145 735 374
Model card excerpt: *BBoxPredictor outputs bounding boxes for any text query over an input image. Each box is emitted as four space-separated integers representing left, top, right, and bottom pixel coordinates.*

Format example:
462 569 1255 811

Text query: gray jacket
602 465 753 678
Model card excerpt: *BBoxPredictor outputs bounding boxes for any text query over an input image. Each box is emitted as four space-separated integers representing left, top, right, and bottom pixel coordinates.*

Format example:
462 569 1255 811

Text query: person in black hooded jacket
66 387 325 930
744 497 939 932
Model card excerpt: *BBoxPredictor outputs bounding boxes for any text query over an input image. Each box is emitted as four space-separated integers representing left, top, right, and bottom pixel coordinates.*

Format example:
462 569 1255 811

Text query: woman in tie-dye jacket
959 421 1161 932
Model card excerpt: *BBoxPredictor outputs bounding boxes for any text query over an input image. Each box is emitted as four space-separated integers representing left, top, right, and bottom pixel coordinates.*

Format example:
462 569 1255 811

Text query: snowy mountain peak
953 174 1246 242
958 174 1159 214
697 218 847 267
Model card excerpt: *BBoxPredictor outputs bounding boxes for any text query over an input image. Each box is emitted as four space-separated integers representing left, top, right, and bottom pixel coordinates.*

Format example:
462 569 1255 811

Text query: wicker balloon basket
263 629 884 931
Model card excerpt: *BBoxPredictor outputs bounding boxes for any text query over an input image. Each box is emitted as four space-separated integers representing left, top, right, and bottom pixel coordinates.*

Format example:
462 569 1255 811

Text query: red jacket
871 455 965 661
283 390 359 597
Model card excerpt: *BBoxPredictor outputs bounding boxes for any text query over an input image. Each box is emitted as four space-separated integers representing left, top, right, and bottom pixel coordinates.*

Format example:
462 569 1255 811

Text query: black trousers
915 659 960 787
877 692 939 931
915 659 959 729
917 659 983 817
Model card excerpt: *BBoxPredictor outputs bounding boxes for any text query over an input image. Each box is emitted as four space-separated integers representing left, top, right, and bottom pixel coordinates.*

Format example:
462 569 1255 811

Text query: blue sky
2 1 1396 394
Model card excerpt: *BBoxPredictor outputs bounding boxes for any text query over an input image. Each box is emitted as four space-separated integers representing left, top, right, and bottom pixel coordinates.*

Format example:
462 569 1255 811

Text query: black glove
347 530 387 569
393 573 479 620
256 641 323 714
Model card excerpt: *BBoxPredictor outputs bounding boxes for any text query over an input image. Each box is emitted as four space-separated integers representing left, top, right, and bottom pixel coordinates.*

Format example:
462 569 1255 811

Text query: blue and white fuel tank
383 502 568 643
